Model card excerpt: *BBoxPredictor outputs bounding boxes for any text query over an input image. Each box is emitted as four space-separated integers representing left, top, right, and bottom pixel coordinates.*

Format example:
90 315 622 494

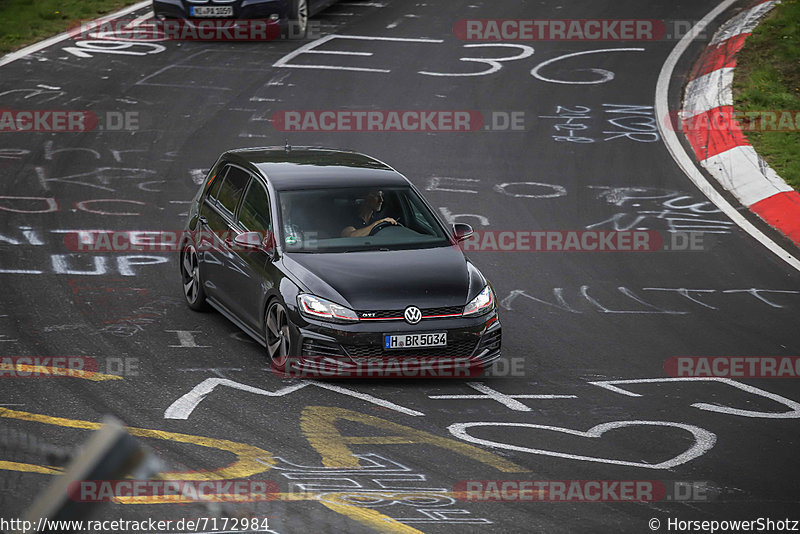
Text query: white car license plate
384 332 447 350
191 6 234 17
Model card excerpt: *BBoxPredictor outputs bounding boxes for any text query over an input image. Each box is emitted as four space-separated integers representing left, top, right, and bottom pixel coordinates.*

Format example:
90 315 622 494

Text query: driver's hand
380 217 398 225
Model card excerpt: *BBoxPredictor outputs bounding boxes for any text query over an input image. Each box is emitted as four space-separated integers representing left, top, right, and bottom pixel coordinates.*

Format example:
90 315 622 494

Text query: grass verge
733 0 800 191
0 0 142 54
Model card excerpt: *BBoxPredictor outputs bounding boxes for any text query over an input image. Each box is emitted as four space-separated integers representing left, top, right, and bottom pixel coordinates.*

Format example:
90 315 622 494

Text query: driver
340 189 398 237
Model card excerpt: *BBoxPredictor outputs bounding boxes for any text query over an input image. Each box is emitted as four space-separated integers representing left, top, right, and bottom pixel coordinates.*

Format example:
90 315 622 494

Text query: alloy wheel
266 301 291 368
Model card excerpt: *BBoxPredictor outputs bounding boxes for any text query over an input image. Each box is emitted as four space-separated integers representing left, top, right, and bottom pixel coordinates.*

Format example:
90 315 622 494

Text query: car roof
222 147 409 190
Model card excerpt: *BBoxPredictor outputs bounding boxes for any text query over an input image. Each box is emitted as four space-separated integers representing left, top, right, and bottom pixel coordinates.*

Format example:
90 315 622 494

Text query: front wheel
180 243 209 311
265 300 293 372
287 0 308 39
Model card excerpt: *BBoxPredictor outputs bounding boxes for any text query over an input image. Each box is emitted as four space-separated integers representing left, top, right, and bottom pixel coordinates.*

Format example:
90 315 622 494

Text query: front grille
423 305 464 317
359 305 463 320
344 338 478 362
301 338 347 358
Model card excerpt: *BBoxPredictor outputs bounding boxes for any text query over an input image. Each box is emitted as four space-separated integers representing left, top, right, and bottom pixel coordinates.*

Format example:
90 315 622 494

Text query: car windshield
277 186 451 252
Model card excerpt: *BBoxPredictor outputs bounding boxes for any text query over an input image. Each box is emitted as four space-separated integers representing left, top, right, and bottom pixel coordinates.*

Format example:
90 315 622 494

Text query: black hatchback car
152 0 336 37
179 147 502 376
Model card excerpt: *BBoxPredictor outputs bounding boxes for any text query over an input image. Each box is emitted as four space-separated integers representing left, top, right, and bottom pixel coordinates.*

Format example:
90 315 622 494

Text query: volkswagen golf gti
152 0 336 37
178 147 502 376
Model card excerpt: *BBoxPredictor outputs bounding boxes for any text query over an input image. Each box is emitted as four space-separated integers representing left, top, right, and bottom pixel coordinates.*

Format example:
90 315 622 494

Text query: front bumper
281 310 502 378
152 0 287 20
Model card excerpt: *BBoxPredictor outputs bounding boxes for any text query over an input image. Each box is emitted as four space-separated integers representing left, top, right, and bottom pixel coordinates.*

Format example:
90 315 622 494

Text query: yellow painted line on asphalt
112 489 545 506
116 491 433 534
0 364 122 381
115 491 322 504
0 460 60 475
0 407 275 481
0 408 417 533
0 406 511 533
113 494 278 504
300 406 528 472
320 501 425 534
114 490 489 505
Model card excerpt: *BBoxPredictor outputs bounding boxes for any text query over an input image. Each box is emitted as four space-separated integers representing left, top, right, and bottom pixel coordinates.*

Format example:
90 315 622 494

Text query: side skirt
207 296 267 348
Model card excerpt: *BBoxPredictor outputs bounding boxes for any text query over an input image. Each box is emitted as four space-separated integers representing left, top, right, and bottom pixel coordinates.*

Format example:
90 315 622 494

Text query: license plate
190 6 234 17
384 332 447 350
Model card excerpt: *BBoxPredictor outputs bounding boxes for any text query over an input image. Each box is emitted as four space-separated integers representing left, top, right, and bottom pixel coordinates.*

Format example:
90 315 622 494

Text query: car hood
282 246 484 311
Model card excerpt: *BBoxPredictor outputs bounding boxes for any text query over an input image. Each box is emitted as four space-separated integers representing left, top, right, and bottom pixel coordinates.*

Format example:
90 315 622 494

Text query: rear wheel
265 300 292 371
288 0 308 39
180 243 209 311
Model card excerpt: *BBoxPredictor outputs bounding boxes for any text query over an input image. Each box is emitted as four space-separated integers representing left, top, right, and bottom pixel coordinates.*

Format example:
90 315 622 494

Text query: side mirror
233 231 277 259
452 223 474 242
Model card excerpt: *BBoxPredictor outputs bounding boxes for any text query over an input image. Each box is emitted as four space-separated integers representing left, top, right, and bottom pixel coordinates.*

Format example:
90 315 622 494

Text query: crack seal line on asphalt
655 0 800 273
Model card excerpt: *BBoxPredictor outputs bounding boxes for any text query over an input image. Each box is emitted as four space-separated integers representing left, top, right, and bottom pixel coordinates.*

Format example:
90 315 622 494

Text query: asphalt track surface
1 1 799 533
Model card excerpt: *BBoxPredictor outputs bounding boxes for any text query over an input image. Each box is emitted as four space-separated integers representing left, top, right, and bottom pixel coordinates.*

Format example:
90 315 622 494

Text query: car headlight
298 294 359 323
463 285 494 316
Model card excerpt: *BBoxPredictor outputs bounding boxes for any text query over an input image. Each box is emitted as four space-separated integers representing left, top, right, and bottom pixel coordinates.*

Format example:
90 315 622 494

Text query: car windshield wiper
342 247 391 253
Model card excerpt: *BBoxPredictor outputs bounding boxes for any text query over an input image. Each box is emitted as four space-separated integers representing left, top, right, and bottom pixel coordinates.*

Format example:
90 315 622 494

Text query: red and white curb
680 0 800 246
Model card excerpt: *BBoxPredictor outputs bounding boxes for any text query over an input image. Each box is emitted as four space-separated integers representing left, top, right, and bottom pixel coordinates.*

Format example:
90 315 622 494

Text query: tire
180 243 210 311
265 299 293 372
287 0 308 39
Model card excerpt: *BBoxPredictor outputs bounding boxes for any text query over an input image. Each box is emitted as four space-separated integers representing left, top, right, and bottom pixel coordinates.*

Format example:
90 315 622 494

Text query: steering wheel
369 219 402 236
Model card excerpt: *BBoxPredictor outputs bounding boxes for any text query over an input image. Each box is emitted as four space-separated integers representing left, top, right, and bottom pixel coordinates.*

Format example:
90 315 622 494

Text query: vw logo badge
403 306 422 325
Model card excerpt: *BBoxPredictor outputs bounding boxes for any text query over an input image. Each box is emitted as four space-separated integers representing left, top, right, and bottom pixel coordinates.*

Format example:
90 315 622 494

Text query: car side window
239 179 272 233
404 193 436 236
216 166 250 216
206 166 229 202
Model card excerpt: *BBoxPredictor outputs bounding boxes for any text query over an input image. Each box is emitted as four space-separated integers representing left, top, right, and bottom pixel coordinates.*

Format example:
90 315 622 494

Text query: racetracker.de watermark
0 356 97 378
0 110 138 132
677 109 800 132
62 230 273 253
0 356 139 378
271 110 487 132
67 480 280 503
455 19 663 41
68 19 281 41
274 357 485 379
664 357 800 378
61 230 706 253
455 480 661 502
454 19 710 41
458 231 705 252
455 480 717 503
0 110 95 132
461 230 659 252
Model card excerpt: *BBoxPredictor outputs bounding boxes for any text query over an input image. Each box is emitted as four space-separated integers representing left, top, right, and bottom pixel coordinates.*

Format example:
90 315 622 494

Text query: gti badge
403 306 422 325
